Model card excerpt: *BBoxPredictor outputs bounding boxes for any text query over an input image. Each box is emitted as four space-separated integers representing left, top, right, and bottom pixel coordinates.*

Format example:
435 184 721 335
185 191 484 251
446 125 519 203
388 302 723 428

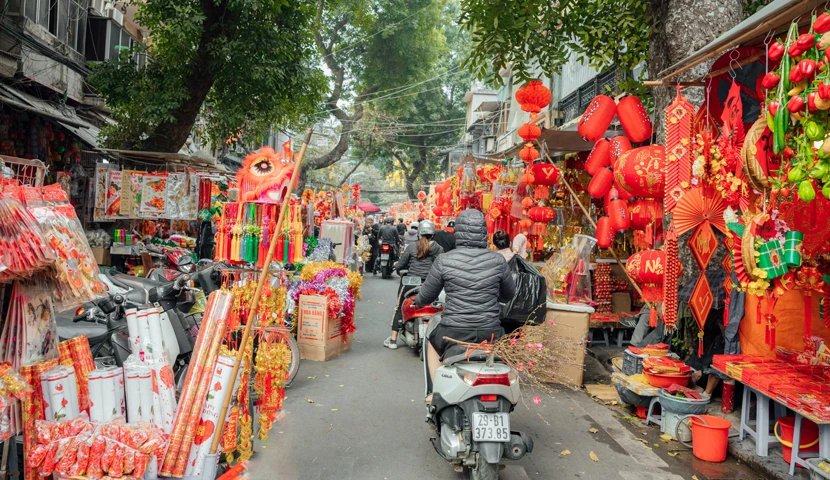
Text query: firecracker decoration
722 235 734 327
594 263 612 313
664 90 694 212
795 266 825 339
663 229 680 330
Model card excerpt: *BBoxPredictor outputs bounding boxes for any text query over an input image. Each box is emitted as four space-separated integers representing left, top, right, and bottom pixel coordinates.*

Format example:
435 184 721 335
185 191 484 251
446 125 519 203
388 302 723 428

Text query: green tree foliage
89 0 325 152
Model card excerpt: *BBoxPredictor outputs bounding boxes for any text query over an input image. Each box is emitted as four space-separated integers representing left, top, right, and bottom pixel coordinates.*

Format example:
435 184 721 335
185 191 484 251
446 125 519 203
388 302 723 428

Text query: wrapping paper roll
57 342 74 367
147 307 169 363
138 370 154 423
184 356 241 477
88 369 105 422
64 335 95 412
125 362 154 423
147 351 177 434
39 379 53 421
41 365 79 421
20 359 58 480
136 310 151 357
126 308 140 356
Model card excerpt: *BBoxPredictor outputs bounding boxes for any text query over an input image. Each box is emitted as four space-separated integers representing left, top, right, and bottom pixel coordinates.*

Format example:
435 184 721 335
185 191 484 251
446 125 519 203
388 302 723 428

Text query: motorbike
398 281 443 358
376 243 397 279
423 318 534 480
145 245 196 282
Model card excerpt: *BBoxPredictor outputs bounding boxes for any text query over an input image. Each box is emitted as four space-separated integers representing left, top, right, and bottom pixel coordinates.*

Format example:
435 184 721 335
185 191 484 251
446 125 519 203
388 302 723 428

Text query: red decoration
417 190 426 201
521 197 534 209
610 136 632 163
435 183 446 194
628 199 663 230
688 222 719 270
528 206 555 223
596 216 614 248
613 145 665 198
432 206 443 216
520 144 539 162
515 80 552 114
578 95 616 142
587 167 614 198
689 273 714 331
608 199 630 231
519 218 532 229
518 122 542 142
585 138 611 175
673 187 727 236
615 181 633 200
663 229 681 328
617 96 653 143
626 249 665 303
778 196 830 258
664 91 694 212
526 163 560 186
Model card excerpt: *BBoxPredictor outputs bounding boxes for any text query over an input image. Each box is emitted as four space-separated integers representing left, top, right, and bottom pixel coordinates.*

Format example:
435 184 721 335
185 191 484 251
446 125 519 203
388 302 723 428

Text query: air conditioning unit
108 7 124 26
90 0 107 16
483 136 496 154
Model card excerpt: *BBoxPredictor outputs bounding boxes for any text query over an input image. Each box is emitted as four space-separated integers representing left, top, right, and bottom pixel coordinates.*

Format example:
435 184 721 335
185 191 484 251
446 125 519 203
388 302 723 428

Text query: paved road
251 275 765 479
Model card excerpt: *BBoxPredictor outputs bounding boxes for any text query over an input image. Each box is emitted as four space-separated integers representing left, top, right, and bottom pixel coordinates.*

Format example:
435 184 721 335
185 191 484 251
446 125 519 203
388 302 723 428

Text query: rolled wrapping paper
160 290 233 477
88 369 105 422
183 355 243 477
41 365 79 421
124 368 141 423
147 348 177 434
136 310 151 358
147 307 171 364
64 335 95 413
137 370 154 423
39 379 53 421
126 308 140 356
57 341 74 367
88 366 123 422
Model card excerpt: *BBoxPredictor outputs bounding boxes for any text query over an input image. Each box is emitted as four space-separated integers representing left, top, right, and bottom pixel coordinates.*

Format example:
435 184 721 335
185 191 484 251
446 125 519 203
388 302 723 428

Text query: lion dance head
236 147 296 203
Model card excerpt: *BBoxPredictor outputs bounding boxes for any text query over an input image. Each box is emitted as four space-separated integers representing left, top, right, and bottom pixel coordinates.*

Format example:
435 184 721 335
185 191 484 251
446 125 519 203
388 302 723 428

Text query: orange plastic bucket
775 417 820 465
689 415 731 462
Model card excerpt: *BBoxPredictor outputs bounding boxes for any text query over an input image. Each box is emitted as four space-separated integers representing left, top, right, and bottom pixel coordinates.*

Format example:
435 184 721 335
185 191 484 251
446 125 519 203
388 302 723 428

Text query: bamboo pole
209 128 313 456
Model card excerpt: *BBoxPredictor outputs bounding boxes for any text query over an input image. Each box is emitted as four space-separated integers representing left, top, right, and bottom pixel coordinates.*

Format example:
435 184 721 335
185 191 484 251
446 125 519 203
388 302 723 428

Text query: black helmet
386 216 395 224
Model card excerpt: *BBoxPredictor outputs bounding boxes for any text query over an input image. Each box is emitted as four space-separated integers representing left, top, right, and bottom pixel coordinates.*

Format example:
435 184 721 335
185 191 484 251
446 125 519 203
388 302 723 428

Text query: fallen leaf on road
589 451 599 462
411 400 415 402
278 431 284 434
261 445 266 448
653 444 659 448
611 401 618 405
325 375 330 377
331 408 338 411
589 428 598 434
642 445 652 450
560 450 571 456
307 376 317 380
339 385 345 388
660 434 673 442
692 476 699 480
569 407 574 411
306 398 314 403
637 438 648 445
667 452 678 457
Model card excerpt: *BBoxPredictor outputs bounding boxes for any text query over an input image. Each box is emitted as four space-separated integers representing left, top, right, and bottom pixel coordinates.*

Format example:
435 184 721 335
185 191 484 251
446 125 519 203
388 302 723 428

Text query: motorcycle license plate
380 254 390 260
472 413 510 442
402 276 421 286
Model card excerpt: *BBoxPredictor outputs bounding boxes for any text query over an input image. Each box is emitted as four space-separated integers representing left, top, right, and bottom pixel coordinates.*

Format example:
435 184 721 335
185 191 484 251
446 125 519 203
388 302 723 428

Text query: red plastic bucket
689 415 731 462
635 405 648 419
775 417 819 465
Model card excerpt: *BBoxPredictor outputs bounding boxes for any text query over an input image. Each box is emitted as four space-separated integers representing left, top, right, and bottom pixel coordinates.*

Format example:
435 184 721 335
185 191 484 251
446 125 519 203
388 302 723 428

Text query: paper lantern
578 95 616 142
515 80 552 114
417 190 426 201
528 206 555 223
518 122 542 142
626 249 665 303
435 183 446 194
615 182 633 200
596 216 614 248
526 163 560 186
587 167 614 198
520 144 539 162
609 136 632 162
628 199 663 230
617 96 653 143
521 197 534 209
585 138 611 175
613 145 665 198
519 218 533 229
432 206 443 216
609 199 630 231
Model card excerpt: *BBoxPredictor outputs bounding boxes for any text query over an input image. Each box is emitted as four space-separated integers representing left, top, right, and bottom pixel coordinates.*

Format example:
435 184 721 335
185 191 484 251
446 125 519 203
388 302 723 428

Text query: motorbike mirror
147 287 159 303
97 297 117 314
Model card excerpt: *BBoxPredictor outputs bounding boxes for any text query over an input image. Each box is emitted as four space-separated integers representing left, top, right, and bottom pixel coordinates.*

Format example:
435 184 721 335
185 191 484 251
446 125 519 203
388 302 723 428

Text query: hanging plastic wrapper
5 278 60 366
0 191 54 282
566 234 596 305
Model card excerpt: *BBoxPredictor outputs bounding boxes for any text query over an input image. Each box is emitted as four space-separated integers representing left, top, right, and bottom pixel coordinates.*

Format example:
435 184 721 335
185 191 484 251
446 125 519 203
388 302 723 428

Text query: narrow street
251 276 763 480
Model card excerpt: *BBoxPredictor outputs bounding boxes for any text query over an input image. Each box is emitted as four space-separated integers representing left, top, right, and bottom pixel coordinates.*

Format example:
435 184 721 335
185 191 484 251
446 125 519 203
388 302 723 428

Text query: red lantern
432 206 443 216
528 206 555 223
578 95 616 142
615 181 633 200
515 80 552 114
609 136 632 162
520 144 539 162
519 218 533 229
585 138 611 175
417 190 426 201
608 199 630 231
435 183 446 194
626 249 665 303
616 96 653 143
587 167 614 198
628 199 663 230
521 197 534 209
518 122 542 142
596 216 614 248
613 145 665 198
526 163 560 186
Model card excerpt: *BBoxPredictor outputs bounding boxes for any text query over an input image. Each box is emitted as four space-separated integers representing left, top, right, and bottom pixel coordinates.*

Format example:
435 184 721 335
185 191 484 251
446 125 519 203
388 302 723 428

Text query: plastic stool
588 328 610 347
616 329 631 347
739 386 783 456
645 396 662 429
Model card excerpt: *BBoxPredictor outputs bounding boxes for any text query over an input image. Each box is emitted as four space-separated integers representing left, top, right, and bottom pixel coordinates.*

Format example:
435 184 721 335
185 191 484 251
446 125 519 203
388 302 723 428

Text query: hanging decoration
663 229 681 329
627 250 665 326
664 90 695 212
617 96 653 143
672 187 728 236
613 145 666 198
578 95 616 142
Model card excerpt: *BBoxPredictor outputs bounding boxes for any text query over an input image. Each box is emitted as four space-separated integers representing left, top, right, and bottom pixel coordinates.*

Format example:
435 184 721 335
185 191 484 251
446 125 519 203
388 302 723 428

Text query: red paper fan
731 230 750 285
673 187 727 235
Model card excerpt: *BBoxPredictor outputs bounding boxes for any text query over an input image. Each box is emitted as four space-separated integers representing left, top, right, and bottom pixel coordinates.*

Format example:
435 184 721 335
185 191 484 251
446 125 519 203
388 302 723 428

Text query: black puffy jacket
416 209 516 329
379 224 401 245
397 241 443 279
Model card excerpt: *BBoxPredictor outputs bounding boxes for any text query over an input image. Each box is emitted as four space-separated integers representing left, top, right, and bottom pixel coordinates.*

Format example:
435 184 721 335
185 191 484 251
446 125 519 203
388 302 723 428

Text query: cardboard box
298 294 351 361
611 292 631 314
543 306 590 387
91 247 111 266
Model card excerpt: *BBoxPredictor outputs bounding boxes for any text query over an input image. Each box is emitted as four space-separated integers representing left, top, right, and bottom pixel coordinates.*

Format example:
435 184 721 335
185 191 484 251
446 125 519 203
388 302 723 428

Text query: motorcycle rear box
297 294 352 361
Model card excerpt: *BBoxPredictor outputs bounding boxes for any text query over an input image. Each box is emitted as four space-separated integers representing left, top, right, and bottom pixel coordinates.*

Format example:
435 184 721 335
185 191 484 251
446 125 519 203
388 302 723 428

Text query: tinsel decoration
664 90 694 212
253 338 288 439
663 229 680 330
307 237 334 262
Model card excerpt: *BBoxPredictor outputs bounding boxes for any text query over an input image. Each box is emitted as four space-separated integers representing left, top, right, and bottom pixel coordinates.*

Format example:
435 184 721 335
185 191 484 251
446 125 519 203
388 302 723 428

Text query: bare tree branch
338 157 367 186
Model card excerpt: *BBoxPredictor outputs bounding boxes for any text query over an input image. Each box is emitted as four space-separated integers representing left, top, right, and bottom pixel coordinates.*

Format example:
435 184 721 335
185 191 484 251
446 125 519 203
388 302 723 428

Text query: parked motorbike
376 243 397 279
398 281 443 358
423 318 534 480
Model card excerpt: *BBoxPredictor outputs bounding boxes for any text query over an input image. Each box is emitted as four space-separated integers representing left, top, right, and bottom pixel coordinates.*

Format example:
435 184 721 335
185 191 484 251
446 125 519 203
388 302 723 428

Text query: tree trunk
142 0 228 152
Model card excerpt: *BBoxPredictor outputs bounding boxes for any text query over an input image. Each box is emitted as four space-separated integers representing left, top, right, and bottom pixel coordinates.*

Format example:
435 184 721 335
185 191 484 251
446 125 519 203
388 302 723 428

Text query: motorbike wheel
469 454 499 480
381 266 390 279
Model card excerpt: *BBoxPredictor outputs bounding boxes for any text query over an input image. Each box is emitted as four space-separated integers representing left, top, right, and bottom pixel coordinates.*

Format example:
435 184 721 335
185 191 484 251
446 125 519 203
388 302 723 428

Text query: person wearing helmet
384 220 443 349
402 221 419 251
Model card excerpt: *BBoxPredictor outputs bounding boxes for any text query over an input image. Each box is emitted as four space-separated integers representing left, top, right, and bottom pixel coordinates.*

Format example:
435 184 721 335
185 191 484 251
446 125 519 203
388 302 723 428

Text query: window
86 17 137 63
67 0 87 53
21 0 87 53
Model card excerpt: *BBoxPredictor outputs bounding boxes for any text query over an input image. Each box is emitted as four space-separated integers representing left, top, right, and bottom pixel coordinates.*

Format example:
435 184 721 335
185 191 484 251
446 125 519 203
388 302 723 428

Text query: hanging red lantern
609 199 630 231
617 96 653 143
587 167 614 198
520 144 539 162
518 122 542 142
519 218 533 229
628 199 663 230
521 197 534 209
585 138 611 175
515 80 552 115
526 163 560 186
613 145 665 198
609 136 632 162
626 249 665 303
417 190 426 201
435 183 446 194
432 206 443 216
596 216 615 248
615 181 633 200
578 95 616 142
528 206 555 223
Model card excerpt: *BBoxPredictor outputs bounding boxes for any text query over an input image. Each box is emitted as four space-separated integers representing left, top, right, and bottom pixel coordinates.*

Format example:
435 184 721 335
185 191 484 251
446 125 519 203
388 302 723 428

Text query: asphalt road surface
250 274 765 480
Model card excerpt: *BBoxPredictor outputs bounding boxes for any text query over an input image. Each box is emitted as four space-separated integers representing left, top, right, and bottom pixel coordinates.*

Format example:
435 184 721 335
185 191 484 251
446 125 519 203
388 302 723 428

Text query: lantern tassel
723 297 730 327
698 333 704 358
649 308 657 328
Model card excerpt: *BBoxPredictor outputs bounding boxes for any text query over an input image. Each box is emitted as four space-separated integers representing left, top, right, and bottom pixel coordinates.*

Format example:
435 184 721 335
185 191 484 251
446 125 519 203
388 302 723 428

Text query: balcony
555 67 628 128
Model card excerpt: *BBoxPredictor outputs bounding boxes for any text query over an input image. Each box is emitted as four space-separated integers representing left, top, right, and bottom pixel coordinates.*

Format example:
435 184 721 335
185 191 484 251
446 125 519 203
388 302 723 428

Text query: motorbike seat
442 348 501 366
56 317 109 344
108 273 164 290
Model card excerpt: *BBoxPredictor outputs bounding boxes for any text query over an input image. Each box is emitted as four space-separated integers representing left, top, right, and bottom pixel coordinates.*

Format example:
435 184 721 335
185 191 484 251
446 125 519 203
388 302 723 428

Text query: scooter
377 243 397 279
423 317 534 480
398 281 443 358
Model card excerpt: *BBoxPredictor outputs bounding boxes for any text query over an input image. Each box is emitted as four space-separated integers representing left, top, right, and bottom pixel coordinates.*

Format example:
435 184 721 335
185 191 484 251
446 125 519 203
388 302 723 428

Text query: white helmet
418 220 436 236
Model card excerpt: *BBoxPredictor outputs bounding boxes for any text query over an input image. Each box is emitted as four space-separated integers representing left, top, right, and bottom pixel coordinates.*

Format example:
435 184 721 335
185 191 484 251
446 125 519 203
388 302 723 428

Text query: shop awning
356 202 381 213
657 0 823 82
97 148 229 174
494 128 594 159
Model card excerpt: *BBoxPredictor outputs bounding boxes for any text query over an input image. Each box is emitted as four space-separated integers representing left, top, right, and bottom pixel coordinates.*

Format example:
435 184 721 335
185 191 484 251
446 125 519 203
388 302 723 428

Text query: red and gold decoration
627 250 665 326
578 95 616 142
613 145 666 199
664 90 695 212
663 229 681 329
617 95 653 143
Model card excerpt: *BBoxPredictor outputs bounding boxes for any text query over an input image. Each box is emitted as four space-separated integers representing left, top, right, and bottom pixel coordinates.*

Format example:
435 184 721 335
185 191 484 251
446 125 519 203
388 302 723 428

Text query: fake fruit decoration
578 95 616 142
616 96 653 142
